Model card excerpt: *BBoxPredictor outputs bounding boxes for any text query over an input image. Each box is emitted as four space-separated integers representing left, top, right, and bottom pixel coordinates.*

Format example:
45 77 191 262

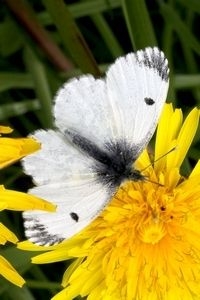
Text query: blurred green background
0 0 200 299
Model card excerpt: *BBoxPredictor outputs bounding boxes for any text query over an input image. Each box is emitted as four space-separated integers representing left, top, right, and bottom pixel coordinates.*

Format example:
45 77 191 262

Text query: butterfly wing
23 130 114 245
23 130 95 186
106 47 169 153
23 181 111 246
54 76 117 149
54 47 169 155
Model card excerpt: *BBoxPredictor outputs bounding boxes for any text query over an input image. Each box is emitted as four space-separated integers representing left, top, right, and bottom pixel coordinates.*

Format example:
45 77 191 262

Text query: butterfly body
66 129 144 188
23 47 169 246
92 140 145 188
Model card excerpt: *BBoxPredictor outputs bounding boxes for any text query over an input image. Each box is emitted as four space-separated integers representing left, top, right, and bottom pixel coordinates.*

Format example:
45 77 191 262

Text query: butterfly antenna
143 177 164 187
140 146 176 173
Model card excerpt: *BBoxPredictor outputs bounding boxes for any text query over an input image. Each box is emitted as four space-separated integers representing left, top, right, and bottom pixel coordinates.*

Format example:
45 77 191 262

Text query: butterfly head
128 168 146 182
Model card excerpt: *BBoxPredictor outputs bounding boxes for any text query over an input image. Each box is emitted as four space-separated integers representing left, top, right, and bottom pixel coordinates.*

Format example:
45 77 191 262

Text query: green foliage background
0 0 200 299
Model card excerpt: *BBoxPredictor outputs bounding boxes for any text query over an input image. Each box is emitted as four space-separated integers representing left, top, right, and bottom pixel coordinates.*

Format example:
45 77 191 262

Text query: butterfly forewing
106 47 169 153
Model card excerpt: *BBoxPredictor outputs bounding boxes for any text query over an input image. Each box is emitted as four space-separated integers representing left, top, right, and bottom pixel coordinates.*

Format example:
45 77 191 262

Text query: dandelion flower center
138 221 166 244
126 184 175 245
107 182 176 247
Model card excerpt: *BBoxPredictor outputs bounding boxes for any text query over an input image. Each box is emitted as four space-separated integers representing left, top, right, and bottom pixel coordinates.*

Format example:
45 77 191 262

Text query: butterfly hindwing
22 130 96 186
23 180 112 246
23 130 115 245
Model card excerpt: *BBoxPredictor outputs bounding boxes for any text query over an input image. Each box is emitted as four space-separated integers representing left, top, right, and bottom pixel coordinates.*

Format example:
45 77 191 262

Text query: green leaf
38 0 121 24
42 0 101 75
0 17 23 56
162 23 176 103
174 74 200 89
160 3 200 55
0 247 34 295
176 0 200 13
26 279 61 290
0 73 33 92
121 0 157 49
90 13 124 58
23 47 53 128
0 100 40 120
3 285 35 300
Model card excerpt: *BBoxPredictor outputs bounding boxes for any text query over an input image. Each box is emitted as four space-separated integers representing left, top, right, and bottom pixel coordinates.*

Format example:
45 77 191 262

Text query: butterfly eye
70 212 79 222
144 97 155 105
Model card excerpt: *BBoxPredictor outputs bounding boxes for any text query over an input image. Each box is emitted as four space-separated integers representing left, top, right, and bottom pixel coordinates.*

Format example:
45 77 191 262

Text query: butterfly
23 47 169 246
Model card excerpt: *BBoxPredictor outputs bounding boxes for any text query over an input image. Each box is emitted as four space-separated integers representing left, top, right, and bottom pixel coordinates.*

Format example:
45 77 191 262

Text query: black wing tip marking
24 218 65 246
135 47 169 82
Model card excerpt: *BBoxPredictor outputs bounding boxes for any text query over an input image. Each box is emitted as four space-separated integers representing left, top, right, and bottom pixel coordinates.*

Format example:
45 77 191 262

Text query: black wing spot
144 97 155 105
70 212 79 222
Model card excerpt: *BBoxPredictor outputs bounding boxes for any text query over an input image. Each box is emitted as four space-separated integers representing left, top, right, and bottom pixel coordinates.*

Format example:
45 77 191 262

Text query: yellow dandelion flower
0 125 40 169
19 104 200 300
0 127 56 287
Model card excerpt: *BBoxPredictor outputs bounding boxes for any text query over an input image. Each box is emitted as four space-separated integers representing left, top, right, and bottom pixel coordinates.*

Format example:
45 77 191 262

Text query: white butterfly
23 47 169 246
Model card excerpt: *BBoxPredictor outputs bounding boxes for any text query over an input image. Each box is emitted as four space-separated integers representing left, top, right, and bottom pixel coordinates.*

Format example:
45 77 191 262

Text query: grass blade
121 0 157 49
43 0 101 75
